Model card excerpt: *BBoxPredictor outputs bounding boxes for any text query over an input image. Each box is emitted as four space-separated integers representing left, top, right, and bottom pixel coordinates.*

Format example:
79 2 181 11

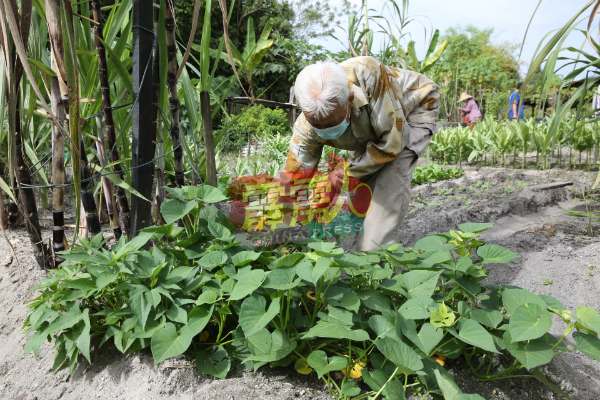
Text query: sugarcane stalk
165 0 184 187
79 141 102 237
14 93 52 269
91 0 130 237
200 90 217 186
46 0 66 265
57 0 84 241
155 136 166 225
2 0 52 269
44 0 68 97
98 193 108 224
152 0 159 158
95 115 121 238
0 189 6 228
151 0 164 224
7 177 20 225
79 200 87 238
50 75 65 266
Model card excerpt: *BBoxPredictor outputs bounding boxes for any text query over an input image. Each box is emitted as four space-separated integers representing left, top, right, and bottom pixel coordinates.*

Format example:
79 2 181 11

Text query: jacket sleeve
282 113 323 173
345 63 407 179
348 63 439 180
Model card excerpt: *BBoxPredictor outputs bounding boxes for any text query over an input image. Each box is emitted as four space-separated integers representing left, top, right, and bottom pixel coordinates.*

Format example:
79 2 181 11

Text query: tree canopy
434 25 521 93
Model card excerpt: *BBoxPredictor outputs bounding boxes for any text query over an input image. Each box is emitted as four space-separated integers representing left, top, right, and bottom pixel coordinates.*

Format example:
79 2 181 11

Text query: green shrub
24 185 600 399
260 132 292 166
412 163 464 186
219 105 291 153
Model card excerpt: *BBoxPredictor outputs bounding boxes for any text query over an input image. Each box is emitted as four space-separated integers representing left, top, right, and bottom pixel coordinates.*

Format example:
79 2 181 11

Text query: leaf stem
372 367 399 400
552 324 575 351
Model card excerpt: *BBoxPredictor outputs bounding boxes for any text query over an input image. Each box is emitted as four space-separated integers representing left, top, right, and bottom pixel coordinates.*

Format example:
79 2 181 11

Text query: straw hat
457 92 473 102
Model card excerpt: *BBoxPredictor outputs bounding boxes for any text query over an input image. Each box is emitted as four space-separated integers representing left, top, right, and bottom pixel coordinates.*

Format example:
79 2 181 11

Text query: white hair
294 60 349 119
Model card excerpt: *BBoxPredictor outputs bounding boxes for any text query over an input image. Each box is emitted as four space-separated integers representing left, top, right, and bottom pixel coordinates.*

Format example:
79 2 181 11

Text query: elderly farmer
284 57 440 250
457 92 481 127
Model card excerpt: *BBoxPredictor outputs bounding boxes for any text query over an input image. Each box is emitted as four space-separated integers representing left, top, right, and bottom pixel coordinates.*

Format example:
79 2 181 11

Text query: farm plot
1 167 599 400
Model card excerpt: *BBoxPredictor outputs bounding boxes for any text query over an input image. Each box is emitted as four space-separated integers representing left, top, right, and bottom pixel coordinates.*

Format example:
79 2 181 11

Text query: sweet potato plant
23 185 600 400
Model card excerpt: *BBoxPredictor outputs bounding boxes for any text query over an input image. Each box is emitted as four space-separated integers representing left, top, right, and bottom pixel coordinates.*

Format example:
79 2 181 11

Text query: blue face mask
310 106 350 140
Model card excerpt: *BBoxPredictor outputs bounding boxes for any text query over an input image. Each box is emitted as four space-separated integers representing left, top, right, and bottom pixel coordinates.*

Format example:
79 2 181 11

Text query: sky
316 0 596 78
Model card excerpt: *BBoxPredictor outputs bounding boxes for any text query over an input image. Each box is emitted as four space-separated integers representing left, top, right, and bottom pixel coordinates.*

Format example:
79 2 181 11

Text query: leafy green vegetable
22 185 600 400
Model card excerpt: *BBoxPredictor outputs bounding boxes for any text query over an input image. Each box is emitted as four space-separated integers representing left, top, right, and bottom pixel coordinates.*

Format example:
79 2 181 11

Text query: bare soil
1 166 600 400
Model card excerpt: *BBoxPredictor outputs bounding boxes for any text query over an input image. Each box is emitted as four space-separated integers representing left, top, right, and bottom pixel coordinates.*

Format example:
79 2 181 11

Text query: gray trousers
354 147 419 251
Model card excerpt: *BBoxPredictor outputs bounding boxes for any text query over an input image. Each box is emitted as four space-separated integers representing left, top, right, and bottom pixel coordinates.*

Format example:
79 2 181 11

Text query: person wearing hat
457 92 481 127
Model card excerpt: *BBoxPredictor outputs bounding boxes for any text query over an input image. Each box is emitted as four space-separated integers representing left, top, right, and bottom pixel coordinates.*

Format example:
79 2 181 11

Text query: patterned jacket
284 56 440 179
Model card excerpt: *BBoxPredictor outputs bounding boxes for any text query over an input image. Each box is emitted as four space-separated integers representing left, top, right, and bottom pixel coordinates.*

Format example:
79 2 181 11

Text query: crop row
431 116 600 170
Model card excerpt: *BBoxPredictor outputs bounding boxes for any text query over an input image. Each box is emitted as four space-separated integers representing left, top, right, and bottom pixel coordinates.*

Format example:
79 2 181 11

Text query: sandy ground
1 166 600 400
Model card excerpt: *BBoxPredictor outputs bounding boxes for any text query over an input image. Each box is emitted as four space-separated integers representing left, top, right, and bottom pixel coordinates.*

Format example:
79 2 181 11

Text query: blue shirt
509 91 524 119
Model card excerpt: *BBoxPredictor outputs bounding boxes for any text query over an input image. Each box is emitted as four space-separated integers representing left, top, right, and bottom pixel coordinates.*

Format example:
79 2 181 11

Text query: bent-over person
283 57 440 250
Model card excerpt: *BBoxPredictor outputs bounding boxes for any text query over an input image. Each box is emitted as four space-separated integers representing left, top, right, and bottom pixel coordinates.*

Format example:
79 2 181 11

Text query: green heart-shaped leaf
509 303 552 342
504 331 553 370
195 345 230 379
306 350 348 379
150 323 194 365
229 270 265 300
374 337 423 375
448 319 498 353
240 295 281 336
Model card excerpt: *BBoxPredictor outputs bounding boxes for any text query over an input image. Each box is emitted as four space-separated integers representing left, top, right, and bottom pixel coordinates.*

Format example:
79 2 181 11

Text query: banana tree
210 16 274 98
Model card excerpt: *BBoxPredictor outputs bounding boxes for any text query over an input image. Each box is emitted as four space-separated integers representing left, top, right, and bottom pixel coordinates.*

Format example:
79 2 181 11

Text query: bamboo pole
130 0 156 237
165 0 185 187
91 0 129 238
